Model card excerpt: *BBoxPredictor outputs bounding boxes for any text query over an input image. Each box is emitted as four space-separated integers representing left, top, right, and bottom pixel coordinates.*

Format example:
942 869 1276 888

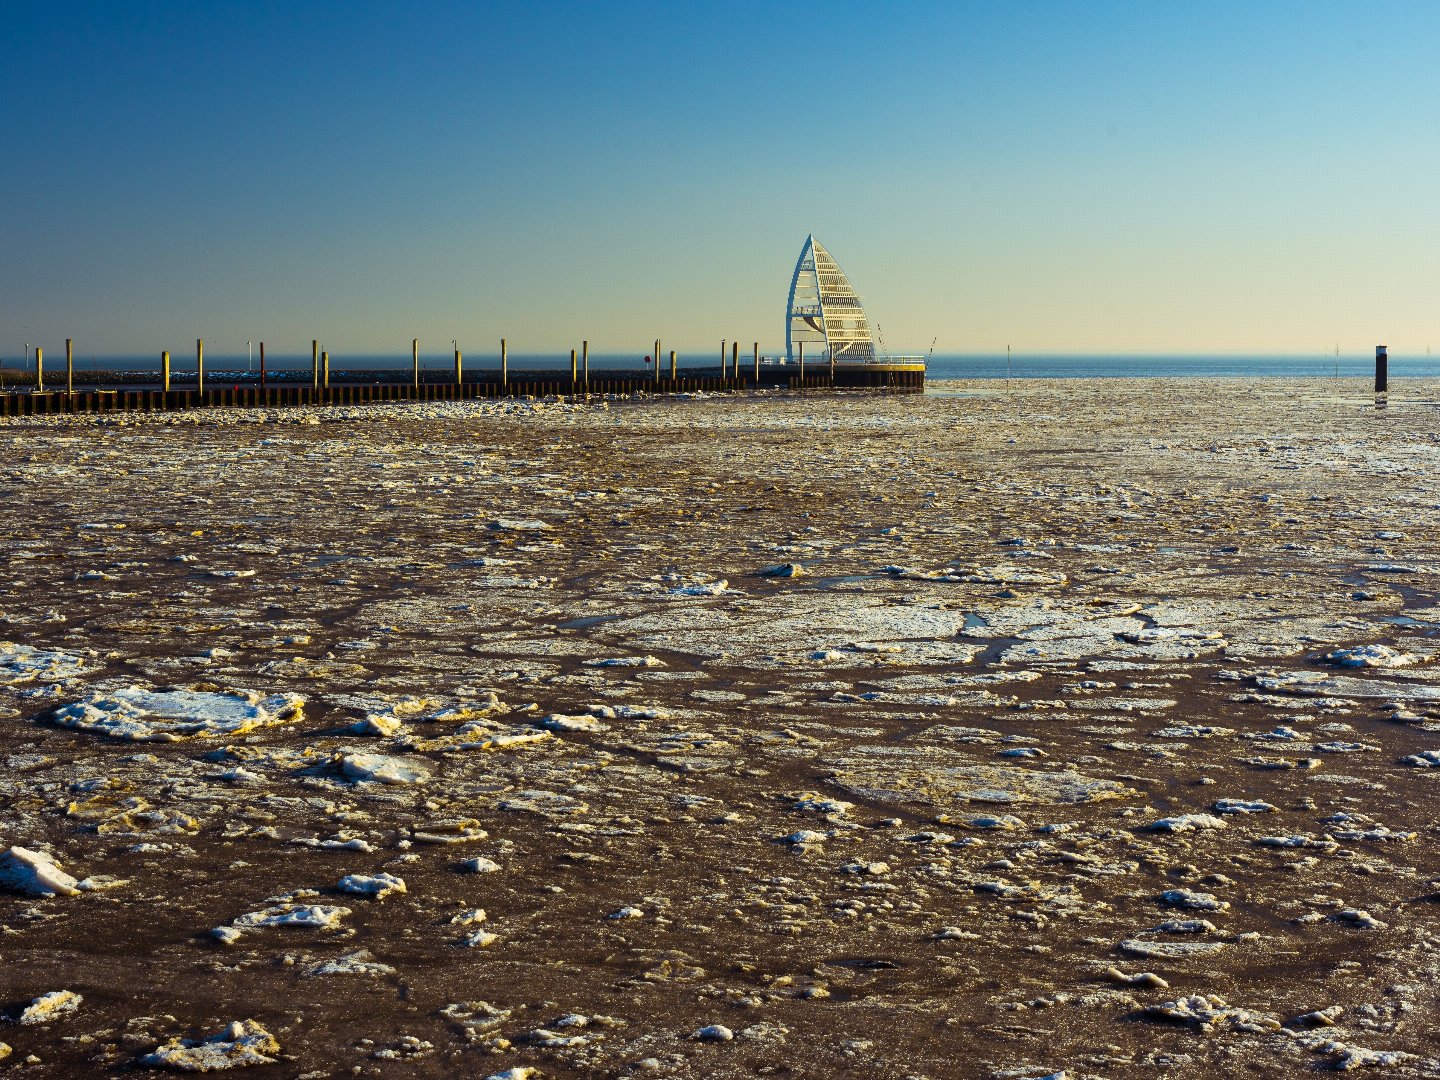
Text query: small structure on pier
786 235 876 364
784 235 926 386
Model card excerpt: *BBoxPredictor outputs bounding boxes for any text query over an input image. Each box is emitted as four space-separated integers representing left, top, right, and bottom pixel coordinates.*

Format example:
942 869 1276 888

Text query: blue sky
2 1 1436 358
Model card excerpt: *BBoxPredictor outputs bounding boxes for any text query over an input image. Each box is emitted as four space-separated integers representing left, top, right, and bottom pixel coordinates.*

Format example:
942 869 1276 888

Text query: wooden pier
0 362 925 417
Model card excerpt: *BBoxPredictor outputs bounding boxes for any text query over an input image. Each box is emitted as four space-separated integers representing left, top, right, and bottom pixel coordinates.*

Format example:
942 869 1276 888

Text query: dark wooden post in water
500 339 508 388
65 338 73 394
259 342 266 389
798 340 804 385
454 346 463 385
720 339 726 376
582 339 589 390
162 350 171 392
197 339 205 393
34 347 43 392
412 339 419 388
731 340 738 381
570 348 578 393
1376 345 1388 409
322 350 330 387
669 349 677 380
753 341 759 383
311 340 319 388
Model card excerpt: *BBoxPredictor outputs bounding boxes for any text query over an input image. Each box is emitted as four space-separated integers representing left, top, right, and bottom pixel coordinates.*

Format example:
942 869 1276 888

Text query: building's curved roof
785 235 876 364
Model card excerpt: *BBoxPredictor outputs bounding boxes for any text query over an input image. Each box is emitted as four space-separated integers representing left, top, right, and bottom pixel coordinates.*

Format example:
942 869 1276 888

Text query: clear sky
2 1 1436 358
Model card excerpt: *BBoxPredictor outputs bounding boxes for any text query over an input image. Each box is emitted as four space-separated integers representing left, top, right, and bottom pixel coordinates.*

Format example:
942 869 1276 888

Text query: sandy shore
2 378 1439 1077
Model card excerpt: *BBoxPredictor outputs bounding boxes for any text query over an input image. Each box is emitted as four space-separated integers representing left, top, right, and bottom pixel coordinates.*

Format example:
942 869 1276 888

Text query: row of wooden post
16 337 780 393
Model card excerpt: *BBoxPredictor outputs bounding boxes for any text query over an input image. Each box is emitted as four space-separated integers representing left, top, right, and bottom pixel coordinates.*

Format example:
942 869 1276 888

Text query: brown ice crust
0 379 1439 1076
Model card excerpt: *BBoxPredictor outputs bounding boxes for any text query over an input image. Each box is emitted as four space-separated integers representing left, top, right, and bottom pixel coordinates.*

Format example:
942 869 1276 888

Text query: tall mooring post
753 341 759 383
412 339 419 388
654 339 661 384
161 350 171 392
454 345 463 385
570 348 578 392
582 340 589 389
731 340 739 381
197 339 205 393
311 340 319 388
322 350 330 387
259 342 266 389
34 347 43 392
1376 344 1388 409
721 339 726 375
66 338 74 394
669 349 677 380
500 339 508 387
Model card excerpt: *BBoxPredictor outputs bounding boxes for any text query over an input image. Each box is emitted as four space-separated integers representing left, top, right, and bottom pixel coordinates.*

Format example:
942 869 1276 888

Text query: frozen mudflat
2 379 1440 1077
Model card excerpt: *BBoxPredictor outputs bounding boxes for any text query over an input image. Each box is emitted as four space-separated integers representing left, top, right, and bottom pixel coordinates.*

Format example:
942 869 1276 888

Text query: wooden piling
582 340 589 389
798 340 804 384
721 339 726 375
570 348 577 392
259 342 266 389
753 341 759 382
322 350 330 387
34 347 43 392
311 340 319 388
731 340 738 381
500 339 508 386
655 339 661 384
669 349 677 380
197 339 205 393
1376 344 1388 409
412 338 419 388
454 346 462 385
66 338 74 394
161 350 170 392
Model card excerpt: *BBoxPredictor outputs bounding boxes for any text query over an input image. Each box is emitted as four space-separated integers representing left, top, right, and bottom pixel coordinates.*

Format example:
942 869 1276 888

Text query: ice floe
0 642 91 685
142 1020 280 1070
51 686 303 741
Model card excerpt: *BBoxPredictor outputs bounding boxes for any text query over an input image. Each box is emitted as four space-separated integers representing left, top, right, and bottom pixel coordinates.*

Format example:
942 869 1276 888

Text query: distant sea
924 354 1440 380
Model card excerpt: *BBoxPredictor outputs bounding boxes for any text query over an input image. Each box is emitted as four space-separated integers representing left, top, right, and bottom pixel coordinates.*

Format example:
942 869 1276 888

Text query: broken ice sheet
0 642 92 685
142 1020 280 1070
827 745 1138 806
50 685 304 741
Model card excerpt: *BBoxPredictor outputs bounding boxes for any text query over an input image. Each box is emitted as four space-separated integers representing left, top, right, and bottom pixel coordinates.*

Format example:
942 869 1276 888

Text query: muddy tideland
2 378 1440 1078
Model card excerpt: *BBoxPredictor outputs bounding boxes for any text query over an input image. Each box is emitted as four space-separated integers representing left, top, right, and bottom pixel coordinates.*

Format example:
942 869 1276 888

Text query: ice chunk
339 753 430 786
0 846 80 897
303 950 396 977
337 873 406 899
142 1020 280 1070
1212 799 1275 815
1159 889 1229 911
0 642 91 685
1148 814 1227 833
51 686 303 742
1323 644 1419 668
17 990 82 1025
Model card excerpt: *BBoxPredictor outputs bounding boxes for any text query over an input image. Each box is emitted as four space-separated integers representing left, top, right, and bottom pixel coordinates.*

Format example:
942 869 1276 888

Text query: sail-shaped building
785 235 877 364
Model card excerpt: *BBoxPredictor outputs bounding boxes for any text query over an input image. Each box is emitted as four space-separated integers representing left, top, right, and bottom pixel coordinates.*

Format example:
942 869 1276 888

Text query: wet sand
2 378 1439 1077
